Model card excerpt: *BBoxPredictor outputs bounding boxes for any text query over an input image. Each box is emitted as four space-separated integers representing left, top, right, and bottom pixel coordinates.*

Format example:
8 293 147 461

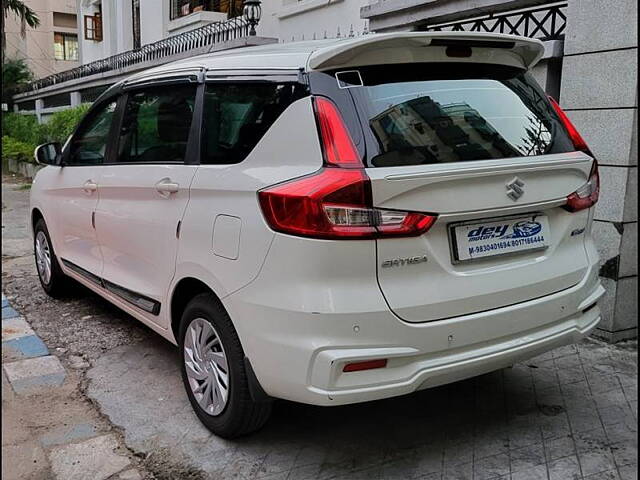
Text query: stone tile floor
87 335 638 480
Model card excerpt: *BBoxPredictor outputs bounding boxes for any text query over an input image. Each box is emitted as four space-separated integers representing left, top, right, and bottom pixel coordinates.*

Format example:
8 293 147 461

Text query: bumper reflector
343 359 388 373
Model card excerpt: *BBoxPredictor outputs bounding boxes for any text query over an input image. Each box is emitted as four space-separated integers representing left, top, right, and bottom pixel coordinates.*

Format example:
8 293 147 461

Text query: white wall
77 0 134 64
140 0 169 45
77 0 370 66
258 0 369 42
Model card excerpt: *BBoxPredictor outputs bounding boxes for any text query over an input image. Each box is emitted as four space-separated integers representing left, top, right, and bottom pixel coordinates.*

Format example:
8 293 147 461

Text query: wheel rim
184 318 229 416
35 231 52 285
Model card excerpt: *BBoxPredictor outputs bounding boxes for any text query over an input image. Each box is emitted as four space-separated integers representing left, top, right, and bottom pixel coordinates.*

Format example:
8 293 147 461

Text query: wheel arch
169 275 271 403
31 207 45 233
170 276 224 342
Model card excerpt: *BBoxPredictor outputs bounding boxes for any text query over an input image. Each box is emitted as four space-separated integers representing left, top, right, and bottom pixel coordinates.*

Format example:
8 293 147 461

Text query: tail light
564 162 600 212
549 96 600 212
258 97 437 240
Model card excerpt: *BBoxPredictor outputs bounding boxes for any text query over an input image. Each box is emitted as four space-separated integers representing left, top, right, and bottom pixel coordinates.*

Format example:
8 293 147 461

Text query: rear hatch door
328 55 593 322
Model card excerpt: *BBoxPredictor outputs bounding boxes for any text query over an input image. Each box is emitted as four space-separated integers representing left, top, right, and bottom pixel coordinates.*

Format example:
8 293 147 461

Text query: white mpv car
31 32 604 438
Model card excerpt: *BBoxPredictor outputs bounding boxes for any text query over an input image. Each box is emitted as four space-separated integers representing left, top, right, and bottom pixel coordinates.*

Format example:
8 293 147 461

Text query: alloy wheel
184 318 230 416
35 231 52 285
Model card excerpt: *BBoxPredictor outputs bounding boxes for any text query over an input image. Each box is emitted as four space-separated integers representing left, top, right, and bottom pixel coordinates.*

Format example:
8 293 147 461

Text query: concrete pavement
2 292 146 480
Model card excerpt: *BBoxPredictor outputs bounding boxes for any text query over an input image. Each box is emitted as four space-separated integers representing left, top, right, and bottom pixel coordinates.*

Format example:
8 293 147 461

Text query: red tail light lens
549 96 600 212
549 96 590 154
258 169 436 239
313 96 361 167
259 169 375 239
564 162 600 212
258 96 437 240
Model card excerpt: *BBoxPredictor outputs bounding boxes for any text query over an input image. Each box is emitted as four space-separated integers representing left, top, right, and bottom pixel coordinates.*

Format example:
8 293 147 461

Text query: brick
48 434 130 480
3 355 66 394
584 471 621 480
544 435 576 461
40 423 99 447
561 49 638 110
619 464 639 480
548 455 581 480
510 463 548 480
564 0 638 54
2 317 35 342
509 443 545 472
1 306 20 320
473 453 510 480
567 109 636 166
611 441 638 467
2 335 49 359
578 447 617 477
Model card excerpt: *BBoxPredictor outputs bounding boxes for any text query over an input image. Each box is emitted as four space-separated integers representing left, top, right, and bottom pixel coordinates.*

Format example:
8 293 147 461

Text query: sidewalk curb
2 294 65 393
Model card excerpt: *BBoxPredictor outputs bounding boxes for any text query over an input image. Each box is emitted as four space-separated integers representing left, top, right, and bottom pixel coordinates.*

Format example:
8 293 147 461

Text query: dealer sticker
452 215 550 262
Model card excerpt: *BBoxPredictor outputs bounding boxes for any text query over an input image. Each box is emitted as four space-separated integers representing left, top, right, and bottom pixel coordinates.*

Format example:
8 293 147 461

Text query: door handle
155 179 179 196
83 180 98 193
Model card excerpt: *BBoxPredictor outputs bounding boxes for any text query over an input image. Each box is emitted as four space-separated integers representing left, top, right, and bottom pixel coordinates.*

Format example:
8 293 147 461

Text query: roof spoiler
308 32 545 72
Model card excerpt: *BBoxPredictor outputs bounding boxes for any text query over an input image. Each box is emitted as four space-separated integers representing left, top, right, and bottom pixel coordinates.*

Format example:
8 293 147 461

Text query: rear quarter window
330 63 575 168
202 82 308 165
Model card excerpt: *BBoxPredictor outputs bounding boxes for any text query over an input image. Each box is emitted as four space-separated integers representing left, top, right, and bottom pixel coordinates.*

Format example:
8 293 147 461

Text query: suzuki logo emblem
506 177 525 201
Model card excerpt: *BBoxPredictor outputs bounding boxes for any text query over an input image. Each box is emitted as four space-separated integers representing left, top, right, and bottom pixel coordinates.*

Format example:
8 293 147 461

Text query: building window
132 0 141 49
54 33 79 61
170 0 244 20
52 12 77 28
84 13 103 41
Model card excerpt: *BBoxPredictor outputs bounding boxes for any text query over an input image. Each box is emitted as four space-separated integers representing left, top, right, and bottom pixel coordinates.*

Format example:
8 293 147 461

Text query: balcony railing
423 2 568 41
18 16 251 94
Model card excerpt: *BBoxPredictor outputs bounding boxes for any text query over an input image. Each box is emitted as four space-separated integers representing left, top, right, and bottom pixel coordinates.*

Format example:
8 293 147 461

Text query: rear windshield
341 63 575 168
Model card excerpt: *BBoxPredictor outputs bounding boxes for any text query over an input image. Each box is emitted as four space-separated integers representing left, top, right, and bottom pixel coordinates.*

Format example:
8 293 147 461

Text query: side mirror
34 142 62 166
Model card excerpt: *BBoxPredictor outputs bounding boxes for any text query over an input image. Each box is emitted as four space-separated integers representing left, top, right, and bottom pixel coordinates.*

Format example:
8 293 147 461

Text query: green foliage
2 112 44 145
2 58 33 104
3 0 41 30
2 104 91 165
41 103 92 144
2 136 36 163
3 104 92 145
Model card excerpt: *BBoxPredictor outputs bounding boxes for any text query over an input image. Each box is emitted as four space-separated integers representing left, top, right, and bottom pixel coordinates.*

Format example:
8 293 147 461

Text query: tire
179 293 272 438
33 218 70 298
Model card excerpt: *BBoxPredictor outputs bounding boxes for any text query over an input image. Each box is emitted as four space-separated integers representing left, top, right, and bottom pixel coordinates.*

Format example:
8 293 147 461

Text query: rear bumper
308 304 601 405
225 256 604 407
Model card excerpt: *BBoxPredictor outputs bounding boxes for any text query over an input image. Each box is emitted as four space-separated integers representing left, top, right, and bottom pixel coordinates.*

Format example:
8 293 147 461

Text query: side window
116 85 196 164
202 82 306 165
67 100 117 165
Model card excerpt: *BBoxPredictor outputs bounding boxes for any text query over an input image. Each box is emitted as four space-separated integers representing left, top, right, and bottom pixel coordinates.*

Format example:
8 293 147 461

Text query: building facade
75 0 247 65
75 0 369 66
4 0 80 79
259 0 369 42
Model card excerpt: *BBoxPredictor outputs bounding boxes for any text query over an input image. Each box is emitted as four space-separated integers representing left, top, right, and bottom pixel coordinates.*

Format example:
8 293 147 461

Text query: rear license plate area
449 213 550 263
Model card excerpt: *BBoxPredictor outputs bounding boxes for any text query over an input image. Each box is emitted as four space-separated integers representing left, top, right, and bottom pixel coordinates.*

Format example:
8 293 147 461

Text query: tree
2 57 33 105
2 0 40 55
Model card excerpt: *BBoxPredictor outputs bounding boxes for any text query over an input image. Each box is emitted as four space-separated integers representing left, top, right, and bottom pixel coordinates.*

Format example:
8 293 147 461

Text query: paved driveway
2 178 637 480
